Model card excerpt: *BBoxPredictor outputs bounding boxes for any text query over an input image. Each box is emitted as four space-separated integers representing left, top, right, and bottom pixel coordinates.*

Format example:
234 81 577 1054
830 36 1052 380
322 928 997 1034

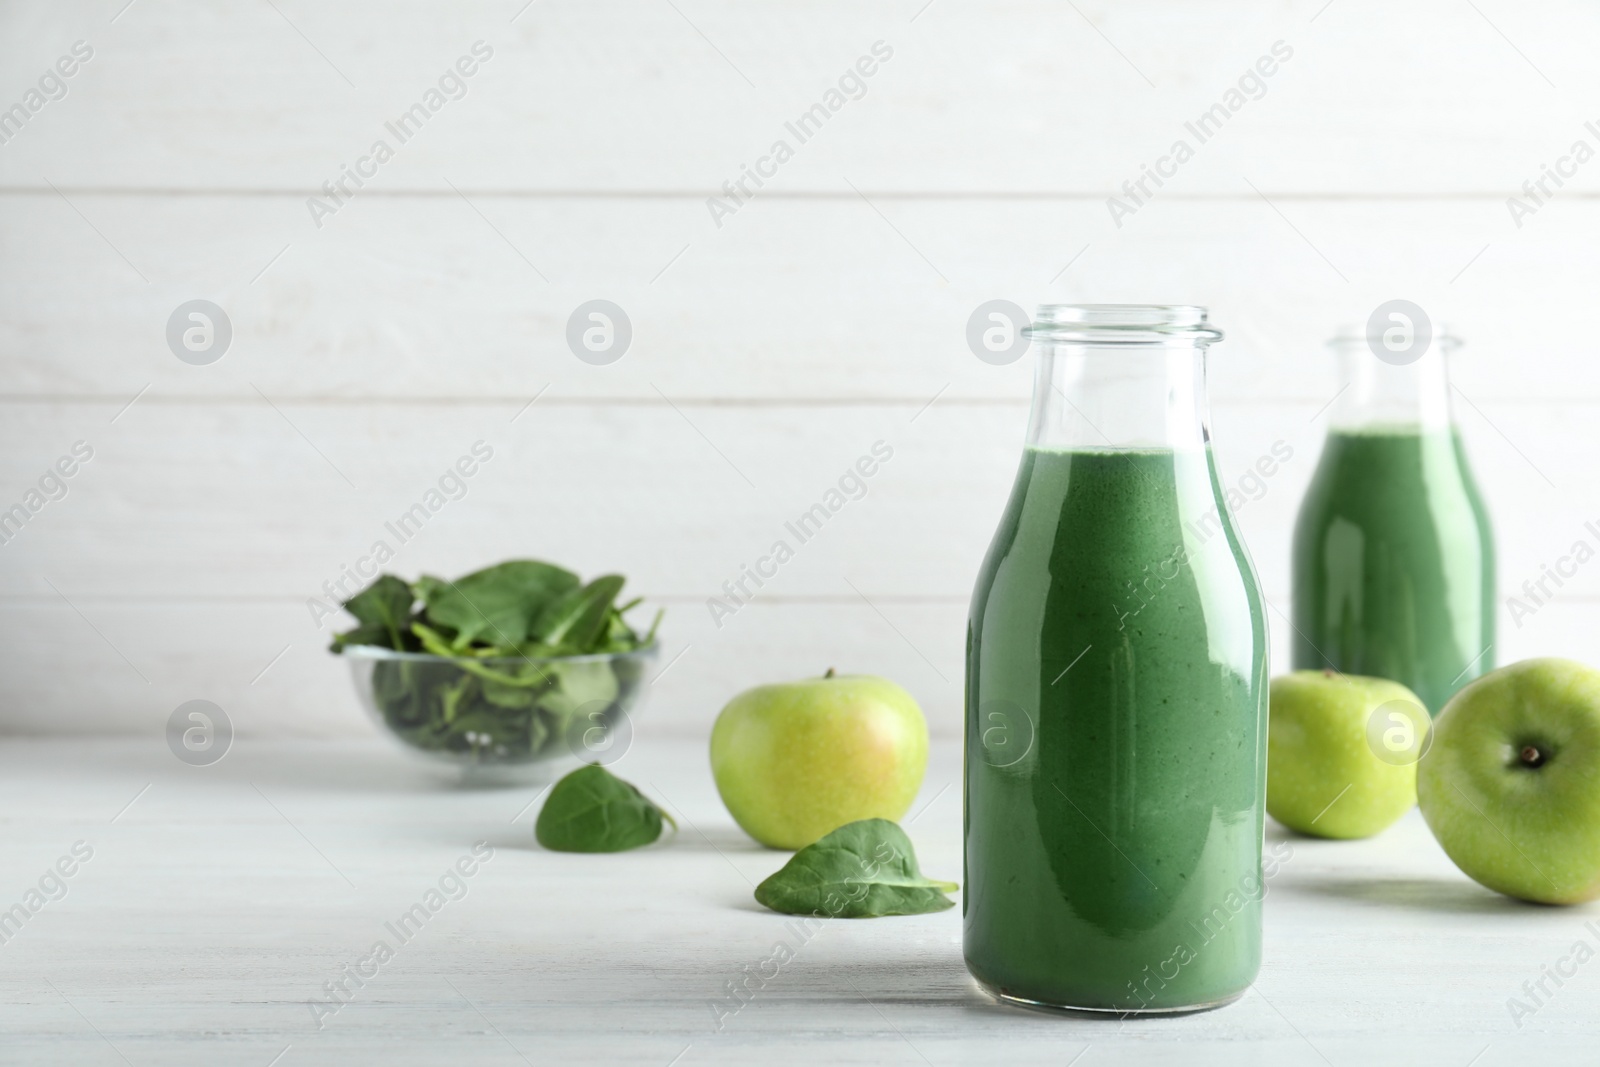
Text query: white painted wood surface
0 393 1589 736
3 0 1598 194
1 736 1595 1065
4 0 1600 738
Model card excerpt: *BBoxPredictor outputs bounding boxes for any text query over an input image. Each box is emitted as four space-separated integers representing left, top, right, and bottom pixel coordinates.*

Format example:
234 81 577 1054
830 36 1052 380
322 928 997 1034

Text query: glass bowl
341 644 657 782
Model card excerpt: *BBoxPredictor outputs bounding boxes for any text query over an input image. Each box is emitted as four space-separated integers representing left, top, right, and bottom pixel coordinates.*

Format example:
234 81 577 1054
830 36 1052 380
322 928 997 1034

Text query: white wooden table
1 733 1594 1065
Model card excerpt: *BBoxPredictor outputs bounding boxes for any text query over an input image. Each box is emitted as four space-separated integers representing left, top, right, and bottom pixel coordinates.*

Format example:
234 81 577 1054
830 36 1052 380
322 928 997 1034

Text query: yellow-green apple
1268 670 1429 839
710 670 928 849
1418 657 1600 905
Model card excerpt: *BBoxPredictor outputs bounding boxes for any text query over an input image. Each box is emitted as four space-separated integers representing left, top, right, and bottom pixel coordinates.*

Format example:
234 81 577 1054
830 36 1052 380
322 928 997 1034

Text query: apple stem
824 668 836 679
1519 744 1547 769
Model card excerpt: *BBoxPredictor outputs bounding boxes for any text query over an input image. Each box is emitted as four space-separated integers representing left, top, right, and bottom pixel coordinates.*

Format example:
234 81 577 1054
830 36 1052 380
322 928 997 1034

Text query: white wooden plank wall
2 0 1596 737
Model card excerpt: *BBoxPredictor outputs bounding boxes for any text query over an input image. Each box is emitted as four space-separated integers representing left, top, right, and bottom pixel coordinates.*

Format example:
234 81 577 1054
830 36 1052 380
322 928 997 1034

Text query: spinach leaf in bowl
332 560 661 761
413 560 581 648
330 574 416 653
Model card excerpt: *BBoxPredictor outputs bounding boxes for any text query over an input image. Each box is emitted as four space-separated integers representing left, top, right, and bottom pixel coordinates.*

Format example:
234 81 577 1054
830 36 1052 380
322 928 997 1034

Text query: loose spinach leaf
754 819 958 918
535 764 675 853
330 559 660 763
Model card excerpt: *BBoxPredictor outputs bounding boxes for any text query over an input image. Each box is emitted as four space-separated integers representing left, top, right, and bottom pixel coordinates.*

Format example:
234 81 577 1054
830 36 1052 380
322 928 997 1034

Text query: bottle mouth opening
1026 304 1223 345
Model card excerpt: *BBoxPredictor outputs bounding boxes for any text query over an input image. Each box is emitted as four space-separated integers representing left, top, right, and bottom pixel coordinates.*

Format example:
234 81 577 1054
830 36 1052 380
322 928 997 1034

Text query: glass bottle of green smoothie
965 305 1269 1014
1291 328 1495 713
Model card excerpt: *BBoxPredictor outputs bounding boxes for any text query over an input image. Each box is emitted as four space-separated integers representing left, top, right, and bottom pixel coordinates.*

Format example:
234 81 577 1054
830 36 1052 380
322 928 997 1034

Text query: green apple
1268 670 1429 839
710 670 928 850
1418 657 1600 905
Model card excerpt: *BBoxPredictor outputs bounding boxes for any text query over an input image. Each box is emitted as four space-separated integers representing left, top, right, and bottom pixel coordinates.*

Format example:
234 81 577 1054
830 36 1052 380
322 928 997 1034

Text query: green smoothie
1291 426 1495 713
965 446 1268 1012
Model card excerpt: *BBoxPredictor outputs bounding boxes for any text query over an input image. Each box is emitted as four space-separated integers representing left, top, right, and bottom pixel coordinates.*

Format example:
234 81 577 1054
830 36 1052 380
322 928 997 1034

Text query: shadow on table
519 826 766 853
227 744 563 794
484 822 766 858
660 824 772 853
1289 874 1530 914
26 737 482 795
819 964 1152 1024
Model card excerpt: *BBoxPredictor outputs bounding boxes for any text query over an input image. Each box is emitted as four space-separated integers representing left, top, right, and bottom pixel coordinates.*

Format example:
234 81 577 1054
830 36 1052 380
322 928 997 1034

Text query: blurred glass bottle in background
1291 311 1495 714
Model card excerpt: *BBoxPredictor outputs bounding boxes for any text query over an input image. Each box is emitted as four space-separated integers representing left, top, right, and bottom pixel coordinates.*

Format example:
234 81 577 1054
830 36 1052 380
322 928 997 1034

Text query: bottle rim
1026 304 1223 345
1327 326 1462 353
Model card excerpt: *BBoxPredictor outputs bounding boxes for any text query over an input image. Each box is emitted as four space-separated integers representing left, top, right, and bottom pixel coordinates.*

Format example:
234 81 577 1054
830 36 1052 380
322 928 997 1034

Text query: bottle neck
1327 340 1456 432
1026 343 1211 451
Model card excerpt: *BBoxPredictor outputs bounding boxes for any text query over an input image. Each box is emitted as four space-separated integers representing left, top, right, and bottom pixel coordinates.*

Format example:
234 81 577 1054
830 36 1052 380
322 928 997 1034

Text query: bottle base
975 977 1247 1017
